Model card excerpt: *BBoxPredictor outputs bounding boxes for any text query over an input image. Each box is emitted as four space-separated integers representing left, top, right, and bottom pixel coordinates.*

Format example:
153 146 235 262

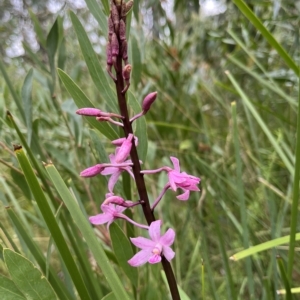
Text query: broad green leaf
21 68 33 145
0 274 25 300
45 164 132 300
128 92 147 162
84 0 108 34
28 9 46 47
47 17 59 90
57 69 118 140
70 12 117 111
89 129 109 163
22 43 50 74
5 208 71 300
109 223 138 288
3 249 58 300
0 60 25 123
131 36 141 89
14 147 92 300
58 37 67 71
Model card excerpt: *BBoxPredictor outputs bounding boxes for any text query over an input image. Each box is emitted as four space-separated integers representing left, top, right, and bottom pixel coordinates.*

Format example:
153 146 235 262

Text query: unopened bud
122 64 131 93
106 42 113 65
111 33 119 56
80 164 104 177
142 92 158 113
108 17 114 36
119 19 126 41
102 196 134 207
121 40 128 64
76 108 103 116
121 0 133 17
122 64 132 81
111 4 119 31
115 133 134 163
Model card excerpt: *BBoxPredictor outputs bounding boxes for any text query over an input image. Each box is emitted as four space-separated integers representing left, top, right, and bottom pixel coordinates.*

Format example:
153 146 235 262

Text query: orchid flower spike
128 220 175 267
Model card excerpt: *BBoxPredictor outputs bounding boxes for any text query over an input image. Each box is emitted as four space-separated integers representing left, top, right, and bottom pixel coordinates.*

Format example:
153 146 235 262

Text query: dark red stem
114 50 180 300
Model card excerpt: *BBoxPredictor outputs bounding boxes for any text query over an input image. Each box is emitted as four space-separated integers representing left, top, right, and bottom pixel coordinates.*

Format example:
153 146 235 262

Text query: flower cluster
77 0 201 268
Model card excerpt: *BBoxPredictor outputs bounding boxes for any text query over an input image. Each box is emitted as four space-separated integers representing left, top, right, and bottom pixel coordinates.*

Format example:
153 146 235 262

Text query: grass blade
45 163 132 300
232 0 299 75
231 102 254 298
230 233 300 261
14 146 92 300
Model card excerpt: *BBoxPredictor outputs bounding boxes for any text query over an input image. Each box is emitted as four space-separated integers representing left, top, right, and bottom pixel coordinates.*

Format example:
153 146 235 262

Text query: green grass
0 0 299 299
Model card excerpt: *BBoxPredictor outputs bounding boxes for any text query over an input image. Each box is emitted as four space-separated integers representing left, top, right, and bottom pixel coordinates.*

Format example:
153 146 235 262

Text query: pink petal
115 134 133 163
170 157 180 171
168 174 177 191
89 213 113 225
128 250 152 267
101 166 117 175
148 220 162 242
130 237 155 250
162 246 175 262
176 190 190 201
111 137 126 146
148 254 161 264
160 228 175 246
108 171 121 193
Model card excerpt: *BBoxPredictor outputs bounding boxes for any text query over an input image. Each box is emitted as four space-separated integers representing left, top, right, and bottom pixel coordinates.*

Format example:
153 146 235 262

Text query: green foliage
0 0 299 299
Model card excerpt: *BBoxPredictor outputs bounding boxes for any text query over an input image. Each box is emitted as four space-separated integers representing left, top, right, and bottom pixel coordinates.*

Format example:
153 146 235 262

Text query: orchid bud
111 33 119 56
76 108 103 116
119 19 126 41
106 42 113 65
108 17 114 37
102 195 134 207
80 164 104 177
121 0 133 17
103 195 125 206
115 133 134 163
142 92 158 113
111 4 119 32
122 64 132 81
122 64 131 93
121 40 128 64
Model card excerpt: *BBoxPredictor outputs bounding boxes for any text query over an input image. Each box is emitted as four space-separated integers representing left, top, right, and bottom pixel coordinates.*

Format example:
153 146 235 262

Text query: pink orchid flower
167 157 200 200
89 203 127 229
128 220 175 267
101 153 134 193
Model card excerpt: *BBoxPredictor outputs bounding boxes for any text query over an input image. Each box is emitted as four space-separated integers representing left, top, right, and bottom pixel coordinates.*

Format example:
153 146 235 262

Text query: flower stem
114 54 180 299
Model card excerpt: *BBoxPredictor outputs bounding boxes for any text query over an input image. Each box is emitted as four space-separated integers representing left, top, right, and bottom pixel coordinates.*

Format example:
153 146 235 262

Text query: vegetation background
0 0 299 299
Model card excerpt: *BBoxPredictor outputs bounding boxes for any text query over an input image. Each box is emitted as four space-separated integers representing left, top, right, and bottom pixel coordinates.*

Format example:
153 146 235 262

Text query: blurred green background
0 0 299 299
